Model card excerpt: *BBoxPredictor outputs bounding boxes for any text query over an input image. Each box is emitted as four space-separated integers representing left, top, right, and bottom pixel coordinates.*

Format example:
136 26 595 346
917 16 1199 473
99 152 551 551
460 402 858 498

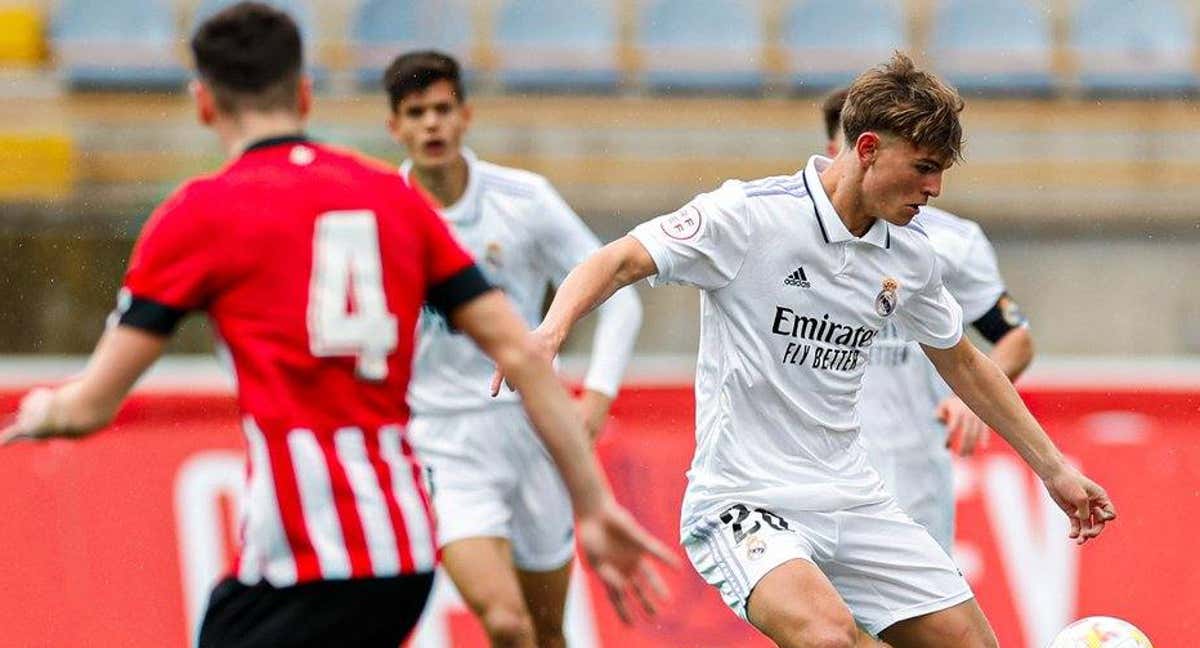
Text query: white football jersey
629 156 964 534
858 207 1007 454
405 149 641 414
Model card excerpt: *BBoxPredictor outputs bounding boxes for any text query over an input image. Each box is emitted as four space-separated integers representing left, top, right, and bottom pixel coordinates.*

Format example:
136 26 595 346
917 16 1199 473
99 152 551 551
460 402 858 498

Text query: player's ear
297 75 313 120
854 132 880 167
460 101 473 129
191 80 217 127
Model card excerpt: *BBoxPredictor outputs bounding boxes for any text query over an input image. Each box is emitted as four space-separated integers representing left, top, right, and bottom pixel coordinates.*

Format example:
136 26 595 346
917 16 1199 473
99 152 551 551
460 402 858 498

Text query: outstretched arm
492 236 658 395
2 325 167 443
938 324 1034 455
923 337 1115 544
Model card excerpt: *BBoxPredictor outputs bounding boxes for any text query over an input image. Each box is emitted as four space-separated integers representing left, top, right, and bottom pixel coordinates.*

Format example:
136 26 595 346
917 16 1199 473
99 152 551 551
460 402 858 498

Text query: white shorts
409 404 575 571
865 439 956 553
683 498 973 636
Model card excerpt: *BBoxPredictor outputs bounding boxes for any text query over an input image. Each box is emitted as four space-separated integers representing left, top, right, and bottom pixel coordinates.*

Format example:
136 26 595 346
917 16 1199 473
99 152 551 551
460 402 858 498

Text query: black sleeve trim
971 293 1028 344
118 295 187 336
427 264 494 322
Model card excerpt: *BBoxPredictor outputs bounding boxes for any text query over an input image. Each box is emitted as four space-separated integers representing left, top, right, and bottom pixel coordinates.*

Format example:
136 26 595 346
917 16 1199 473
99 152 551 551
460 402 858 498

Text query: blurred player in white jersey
496 54 1115 647
382 51 643 648
822 88 1035 552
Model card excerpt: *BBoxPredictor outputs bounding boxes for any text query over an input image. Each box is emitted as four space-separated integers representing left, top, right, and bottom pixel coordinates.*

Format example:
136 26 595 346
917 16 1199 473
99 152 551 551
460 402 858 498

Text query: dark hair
841 52 965 163
383 50 465 113
821 87 850 142
190 2 303 114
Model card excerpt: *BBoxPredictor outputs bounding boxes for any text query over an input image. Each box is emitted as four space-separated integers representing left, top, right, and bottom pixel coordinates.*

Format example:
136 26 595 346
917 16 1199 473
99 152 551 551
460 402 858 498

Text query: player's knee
803 624 859 648
769 610 858 648
479 605 535 647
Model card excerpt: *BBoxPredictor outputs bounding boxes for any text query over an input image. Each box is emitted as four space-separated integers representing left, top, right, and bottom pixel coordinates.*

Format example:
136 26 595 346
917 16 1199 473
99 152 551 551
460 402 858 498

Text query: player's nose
923 172 943 198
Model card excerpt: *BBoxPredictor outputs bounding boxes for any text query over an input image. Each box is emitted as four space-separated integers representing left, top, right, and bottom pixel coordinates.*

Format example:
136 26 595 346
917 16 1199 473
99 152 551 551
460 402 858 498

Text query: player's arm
453 288 675 622
492 236 657 396
537 185 645 440
922 337 1116 544
1 325 167 444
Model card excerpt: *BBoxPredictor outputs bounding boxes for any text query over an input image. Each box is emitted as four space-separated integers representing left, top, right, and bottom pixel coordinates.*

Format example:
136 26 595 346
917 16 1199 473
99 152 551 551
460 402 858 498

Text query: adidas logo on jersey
784 267 811 288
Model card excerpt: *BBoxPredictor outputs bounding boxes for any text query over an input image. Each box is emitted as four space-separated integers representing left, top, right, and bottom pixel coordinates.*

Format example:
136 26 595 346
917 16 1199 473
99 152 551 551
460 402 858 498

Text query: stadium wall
0 357 1195 647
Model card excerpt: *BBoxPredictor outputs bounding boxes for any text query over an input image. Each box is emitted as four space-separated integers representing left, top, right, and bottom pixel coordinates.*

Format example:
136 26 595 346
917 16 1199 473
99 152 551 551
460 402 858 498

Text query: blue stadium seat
1071 0 1197 95
350 0 473 91
192 0 326 84
782 0 905 93
639 0 764 94
931 0 1054 95
53 0 186 90
494 0 619 92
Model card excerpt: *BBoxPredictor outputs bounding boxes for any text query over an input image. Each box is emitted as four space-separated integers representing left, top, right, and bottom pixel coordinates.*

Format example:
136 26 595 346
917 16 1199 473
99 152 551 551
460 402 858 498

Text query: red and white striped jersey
117 135 492 586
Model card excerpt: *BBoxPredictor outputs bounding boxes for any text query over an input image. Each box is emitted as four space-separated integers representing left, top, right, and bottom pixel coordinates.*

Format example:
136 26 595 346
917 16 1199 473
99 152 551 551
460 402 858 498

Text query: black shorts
197 572 435 648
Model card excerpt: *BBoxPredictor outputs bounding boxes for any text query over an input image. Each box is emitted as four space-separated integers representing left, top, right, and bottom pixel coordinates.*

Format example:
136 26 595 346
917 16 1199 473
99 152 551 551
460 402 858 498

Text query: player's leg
684 504 879 648
826 500 994 647
508 413 578 648
748 559 887 648
517 561 573 648
878 598 996 648
409 408 534 647
441 537 537 648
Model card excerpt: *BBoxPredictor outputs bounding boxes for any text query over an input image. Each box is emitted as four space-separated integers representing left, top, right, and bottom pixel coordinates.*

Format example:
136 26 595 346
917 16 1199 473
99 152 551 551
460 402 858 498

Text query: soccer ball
1048 616 1153 648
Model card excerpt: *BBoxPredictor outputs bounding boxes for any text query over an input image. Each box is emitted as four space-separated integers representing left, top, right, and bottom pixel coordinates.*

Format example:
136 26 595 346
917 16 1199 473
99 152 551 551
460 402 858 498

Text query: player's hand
1042 463 1117 545
936 396 990 456
0 387 74 446
577 500 679 624
490 326 560 397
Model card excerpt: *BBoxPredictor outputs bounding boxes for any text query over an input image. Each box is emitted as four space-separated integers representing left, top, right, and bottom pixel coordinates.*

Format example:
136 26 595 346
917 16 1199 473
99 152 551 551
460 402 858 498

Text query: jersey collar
399 147 482 226
241 133 310 155
802 155 891 250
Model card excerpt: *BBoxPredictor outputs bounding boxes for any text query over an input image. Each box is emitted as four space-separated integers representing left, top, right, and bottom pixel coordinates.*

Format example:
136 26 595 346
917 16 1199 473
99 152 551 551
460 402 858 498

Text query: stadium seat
0 6 44 67
930 0 1055 96
493 0 619 92
1071 0 1198 96
192 0 326 84
638 0 765 94
782 0 905 93
350 0 473 91
53 0 186 90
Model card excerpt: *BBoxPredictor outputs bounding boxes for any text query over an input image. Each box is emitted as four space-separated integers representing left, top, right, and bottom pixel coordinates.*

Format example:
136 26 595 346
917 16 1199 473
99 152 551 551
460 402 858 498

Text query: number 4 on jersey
309 210 398 381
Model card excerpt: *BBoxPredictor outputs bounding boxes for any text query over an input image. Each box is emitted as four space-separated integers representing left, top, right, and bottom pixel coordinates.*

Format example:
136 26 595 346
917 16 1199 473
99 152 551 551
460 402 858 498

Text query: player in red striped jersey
0 3 673 647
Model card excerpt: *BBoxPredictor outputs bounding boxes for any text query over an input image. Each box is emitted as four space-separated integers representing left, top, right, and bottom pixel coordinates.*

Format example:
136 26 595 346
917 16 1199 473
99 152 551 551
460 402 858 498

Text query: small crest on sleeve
661 205 703 240
875 277 899 317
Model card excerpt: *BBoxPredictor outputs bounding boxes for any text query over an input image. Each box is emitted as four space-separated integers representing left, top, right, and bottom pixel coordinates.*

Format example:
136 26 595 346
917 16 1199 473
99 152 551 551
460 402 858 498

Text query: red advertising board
0 376 1196 647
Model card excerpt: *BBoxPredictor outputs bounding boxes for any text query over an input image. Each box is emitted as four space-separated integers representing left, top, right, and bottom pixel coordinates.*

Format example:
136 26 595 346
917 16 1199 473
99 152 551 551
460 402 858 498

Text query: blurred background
2 0 1200 357
0 1 1198 647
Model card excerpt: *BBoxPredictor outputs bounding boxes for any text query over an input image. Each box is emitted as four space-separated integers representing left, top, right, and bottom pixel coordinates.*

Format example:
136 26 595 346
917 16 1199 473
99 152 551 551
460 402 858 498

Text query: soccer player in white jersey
382 51 644 648
494 53 1116 647
821 88 1035 552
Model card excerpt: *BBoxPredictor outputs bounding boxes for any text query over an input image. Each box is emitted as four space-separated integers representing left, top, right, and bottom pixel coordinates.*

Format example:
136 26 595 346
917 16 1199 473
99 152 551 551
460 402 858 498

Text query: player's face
388 79 471 170
861 136 947 225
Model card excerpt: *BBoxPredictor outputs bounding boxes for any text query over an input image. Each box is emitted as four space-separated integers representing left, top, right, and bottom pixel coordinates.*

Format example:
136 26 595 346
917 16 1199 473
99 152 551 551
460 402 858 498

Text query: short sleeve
119 182 217 334
409 189 493 318
942 226 1006 323
894 254 964 349
628 182 752 290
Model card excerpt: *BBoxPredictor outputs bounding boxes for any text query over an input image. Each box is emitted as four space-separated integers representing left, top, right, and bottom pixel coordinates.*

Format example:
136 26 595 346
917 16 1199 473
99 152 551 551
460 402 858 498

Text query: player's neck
219 112 307 158
410 154 469 209
819 156 876 238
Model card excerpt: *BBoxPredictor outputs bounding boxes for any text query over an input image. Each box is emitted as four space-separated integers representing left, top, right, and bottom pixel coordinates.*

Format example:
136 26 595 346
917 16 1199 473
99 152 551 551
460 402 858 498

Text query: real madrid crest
875 277 899 317
746 535 767 561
